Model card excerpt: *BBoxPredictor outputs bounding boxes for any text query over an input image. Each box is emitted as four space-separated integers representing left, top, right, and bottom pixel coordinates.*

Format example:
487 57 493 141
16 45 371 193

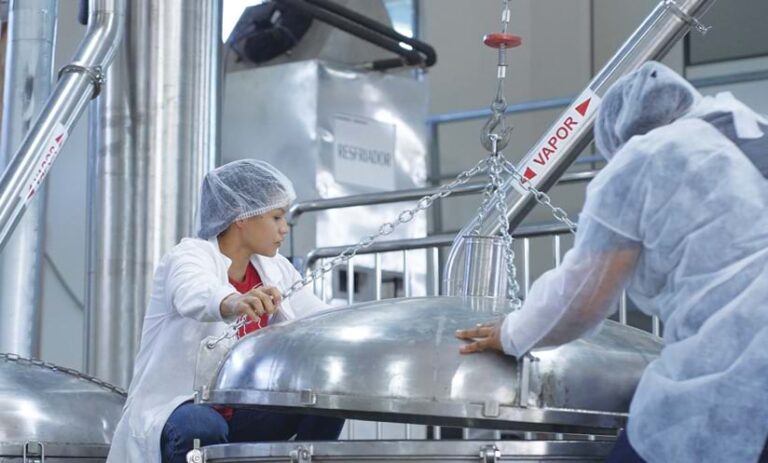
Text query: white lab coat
106 237 328 463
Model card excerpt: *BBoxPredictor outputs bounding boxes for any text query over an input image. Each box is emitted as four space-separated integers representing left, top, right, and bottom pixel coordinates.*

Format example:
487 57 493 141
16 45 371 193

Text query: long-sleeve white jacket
106 237 328 463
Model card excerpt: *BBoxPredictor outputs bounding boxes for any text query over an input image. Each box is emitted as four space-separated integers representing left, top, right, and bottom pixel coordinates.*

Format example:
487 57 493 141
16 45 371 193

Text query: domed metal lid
200 296 662 434
0 354 126 457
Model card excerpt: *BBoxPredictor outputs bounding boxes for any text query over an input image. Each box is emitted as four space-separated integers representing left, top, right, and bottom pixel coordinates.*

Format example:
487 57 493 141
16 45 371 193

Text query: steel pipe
0 0 125 252
0 0 58 357
85 0 222 387
444 0 718 294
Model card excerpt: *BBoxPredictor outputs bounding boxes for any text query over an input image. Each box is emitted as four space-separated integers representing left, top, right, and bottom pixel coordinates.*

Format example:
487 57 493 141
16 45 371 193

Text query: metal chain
206 158 491 349
488 140 522 309
473 179 495 235
499 157 578 234
0 352 127 396
480 0 513 152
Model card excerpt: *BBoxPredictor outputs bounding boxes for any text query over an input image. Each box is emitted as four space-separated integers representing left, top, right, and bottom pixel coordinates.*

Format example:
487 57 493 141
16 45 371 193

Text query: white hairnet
197 159 296 239
594 61 701 158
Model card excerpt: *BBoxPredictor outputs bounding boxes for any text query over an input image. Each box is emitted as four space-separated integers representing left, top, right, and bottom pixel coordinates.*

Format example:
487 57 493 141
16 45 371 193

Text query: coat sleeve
500 214 641 358
164 248 236 322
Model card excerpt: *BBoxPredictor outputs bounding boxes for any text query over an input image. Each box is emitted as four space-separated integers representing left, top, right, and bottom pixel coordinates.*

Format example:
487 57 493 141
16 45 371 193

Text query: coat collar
207 236 279 287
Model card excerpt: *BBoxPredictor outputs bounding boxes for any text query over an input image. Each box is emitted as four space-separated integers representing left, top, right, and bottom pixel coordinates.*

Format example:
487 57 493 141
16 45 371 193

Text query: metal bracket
22 441 44 463
664 0 711 35
300 389 317 406
58 63 105 98
289 444 313 463
186 438 204 463
479 444 500 463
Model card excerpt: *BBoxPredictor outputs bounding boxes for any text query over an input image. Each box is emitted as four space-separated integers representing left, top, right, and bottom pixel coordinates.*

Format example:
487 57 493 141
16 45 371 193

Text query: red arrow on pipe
575 98 591 117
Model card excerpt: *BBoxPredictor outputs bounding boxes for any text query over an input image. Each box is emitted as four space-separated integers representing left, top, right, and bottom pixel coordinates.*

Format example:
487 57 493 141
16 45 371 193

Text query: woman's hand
455 319 504 354
220 286 282 321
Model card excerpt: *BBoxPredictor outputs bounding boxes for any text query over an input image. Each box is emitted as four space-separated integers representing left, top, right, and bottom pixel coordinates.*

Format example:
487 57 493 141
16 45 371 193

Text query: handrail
288 170 600 226
0 0 126 252
305 222 572 269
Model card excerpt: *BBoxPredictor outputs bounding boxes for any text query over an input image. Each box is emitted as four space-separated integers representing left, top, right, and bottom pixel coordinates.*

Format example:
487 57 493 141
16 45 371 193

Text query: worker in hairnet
107 160 344 463
456 61 768 463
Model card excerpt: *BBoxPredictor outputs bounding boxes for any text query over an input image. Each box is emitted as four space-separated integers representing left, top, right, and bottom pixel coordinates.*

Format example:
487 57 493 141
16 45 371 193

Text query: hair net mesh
594 61 701 158
197 159 296 239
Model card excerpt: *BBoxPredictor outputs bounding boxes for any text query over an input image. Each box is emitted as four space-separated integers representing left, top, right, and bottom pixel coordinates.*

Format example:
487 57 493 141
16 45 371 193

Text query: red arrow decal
575 98 591 117
523 167 537 181
55 133 64 144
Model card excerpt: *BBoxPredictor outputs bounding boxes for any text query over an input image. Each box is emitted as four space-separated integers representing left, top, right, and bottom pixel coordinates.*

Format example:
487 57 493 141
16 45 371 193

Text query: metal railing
288 170 600 257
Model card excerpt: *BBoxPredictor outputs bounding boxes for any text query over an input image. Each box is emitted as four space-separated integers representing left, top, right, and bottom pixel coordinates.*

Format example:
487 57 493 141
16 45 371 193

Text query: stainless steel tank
0 353 126 462
199 440 614 462
198 296 662 434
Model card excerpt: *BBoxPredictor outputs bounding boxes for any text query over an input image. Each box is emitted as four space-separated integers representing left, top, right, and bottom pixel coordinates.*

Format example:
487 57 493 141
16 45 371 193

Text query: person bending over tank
456 62 768 463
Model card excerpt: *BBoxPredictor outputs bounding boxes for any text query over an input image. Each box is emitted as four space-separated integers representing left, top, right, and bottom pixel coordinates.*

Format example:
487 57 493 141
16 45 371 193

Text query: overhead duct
0 0 57 357
225 0 427 72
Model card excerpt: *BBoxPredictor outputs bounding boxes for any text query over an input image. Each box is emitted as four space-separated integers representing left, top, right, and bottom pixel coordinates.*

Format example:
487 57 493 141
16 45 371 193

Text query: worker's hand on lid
220 286 283 321
455 319 504 354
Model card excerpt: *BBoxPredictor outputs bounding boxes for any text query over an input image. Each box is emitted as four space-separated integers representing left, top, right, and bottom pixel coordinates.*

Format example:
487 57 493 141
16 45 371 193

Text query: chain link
499 157 578 234
488 143 522 309
0 352 127 396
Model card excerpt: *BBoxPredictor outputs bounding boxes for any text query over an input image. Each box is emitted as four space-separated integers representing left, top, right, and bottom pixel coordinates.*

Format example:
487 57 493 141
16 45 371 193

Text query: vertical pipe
652 315 661 336
0 0 57 357
86 0 221 387
346 260 354 305
374 254 382 301
321 260 328 302
553 235 561 266
430 247 439 296
402 250 411 297
619 292 628 325
523 238 531 296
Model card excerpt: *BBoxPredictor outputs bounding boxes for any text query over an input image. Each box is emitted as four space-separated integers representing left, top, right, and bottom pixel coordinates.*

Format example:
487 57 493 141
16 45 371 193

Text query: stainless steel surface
0 0 57 357
306 222 573 269
458 236 506 298
444 0 718 293
0 0 125 252
222 60 428 298
85 0 222 388
201 440 613 462
201 296 662 433
0 354 125 458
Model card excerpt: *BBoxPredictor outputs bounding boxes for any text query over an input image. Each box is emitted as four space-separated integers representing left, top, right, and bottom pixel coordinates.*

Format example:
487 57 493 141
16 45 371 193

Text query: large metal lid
0 353 126 458
200 296 662 434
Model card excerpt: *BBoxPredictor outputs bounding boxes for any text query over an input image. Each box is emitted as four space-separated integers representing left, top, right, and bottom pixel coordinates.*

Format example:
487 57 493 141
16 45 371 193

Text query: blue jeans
160 403 345 463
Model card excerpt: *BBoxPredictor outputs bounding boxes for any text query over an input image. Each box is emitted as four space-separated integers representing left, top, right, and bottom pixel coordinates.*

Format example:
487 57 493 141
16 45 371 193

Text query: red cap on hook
483 33 522 49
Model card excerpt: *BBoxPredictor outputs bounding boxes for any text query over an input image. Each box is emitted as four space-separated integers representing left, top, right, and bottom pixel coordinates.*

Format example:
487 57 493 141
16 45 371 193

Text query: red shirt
215 262 268 421
229 262 269 338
